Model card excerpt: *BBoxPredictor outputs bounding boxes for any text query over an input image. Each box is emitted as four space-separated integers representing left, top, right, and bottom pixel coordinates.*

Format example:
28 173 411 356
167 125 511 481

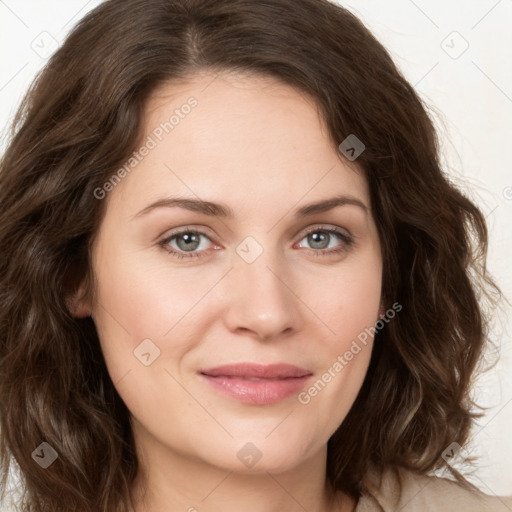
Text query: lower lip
201 374 312 405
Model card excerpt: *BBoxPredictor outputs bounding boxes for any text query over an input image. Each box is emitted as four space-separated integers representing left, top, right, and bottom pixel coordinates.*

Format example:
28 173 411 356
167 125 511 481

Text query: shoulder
355 465 512 512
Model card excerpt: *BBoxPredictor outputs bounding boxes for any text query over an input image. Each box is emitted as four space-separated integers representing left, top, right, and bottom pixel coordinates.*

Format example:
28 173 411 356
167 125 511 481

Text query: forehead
109 71 370 219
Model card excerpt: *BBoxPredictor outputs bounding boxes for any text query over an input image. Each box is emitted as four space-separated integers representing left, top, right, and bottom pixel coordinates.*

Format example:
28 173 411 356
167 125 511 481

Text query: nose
222 247 304 341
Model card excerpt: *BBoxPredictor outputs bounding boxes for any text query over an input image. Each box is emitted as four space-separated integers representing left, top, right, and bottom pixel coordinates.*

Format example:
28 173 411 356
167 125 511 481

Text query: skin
72 71 383 512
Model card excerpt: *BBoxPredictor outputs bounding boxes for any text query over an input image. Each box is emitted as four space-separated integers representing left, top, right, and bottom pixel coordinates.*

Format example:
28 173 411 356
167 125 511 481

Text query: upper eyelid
160 225 217 245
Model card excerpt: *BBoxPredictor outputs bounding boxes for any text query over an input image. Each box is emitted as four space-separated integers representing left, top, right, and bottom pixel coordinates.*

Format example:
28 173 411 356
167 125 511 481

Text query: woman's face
81 72 383 475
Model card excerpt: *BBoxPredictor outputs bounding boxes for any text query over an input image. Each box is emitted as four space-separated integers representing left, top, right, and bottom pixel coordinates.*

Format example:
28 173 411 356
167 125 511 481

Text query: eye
158 225 354 260
295 226 354 256
159 228 216 259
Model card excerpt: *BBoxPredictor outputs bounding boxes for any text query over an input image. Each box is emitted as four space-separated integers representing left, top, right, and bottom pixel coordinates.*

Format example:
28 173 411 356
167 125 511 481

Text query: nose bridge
224 236 302 339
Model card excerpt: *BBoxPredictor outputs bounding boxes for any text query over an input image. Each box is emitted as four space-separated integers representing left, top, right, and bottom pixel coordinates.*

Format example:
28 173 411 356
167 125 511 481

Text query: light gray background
1 0 511 501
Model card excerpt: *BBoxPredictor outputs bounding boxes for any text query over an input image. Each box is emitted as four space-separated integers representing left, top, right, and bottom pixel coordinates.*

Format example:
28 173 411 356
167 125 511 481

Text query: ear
66 279 92 318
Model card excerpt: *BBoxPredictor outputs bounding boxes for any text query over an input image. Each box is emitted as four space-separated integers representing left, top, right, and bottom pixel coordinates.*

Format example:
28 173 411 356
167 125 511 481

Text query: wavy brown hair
0 0 500 510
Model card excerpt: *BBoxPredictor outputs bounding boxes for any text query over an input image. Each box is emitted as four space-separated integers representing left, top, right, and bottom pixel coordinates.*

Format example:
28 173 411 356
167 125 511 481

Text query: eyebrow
132 194 369 219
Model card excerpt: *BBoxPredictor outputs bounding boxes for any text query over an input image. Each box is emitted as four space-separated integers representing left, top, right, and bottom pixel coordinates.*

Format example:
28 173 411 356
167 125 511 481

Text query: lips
199 363 313 405
200 363 312 379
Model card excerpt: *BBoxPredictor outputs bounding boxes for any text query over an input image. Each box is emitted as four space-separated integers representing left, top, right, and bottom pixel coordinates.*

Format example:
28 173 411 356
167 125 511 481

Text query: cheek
301 254 381 430
318 254 382 347
90 245 225 381
93 244 214 335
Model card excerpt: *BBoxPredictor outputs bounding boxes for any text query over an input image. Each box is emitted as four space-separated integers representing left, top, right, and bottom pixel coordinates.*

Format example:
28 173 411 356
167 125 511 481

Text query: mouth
198 363 313 405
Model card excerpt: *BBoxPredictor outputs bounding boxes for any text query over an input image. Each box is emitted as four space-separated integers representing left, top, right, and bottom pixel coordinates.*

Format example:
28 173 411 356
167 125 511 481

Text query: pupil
309 231 328 249
178 233 200 251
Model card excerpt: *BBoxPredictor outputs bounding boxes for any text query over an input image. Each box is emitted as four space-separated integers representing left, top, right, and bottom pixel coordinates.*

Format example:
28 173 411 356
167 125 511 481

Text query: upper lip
199 363 312 379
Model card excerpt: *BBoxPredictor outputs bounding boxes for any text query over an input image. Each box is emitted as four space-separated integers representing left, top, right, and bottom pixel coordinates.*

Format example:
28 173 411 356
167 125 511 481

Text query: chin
204 436 314 475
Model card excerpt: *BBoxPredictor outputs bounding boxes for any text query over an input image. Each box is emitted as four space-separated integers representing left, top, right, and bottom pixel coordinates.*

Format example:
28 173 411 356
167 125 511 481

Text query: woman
0 0 510 511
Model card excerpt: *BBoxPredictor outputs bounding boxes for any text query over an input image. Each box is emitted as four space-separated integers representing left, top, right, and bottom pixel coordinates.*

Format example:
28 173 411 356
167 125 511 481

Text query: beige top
355 466 512 511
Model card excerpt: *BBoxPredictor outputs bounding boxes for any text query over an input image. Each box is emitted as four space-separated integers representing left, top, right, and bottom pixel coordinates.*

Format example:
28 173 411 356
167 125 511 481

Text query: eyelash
158 225 354 260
